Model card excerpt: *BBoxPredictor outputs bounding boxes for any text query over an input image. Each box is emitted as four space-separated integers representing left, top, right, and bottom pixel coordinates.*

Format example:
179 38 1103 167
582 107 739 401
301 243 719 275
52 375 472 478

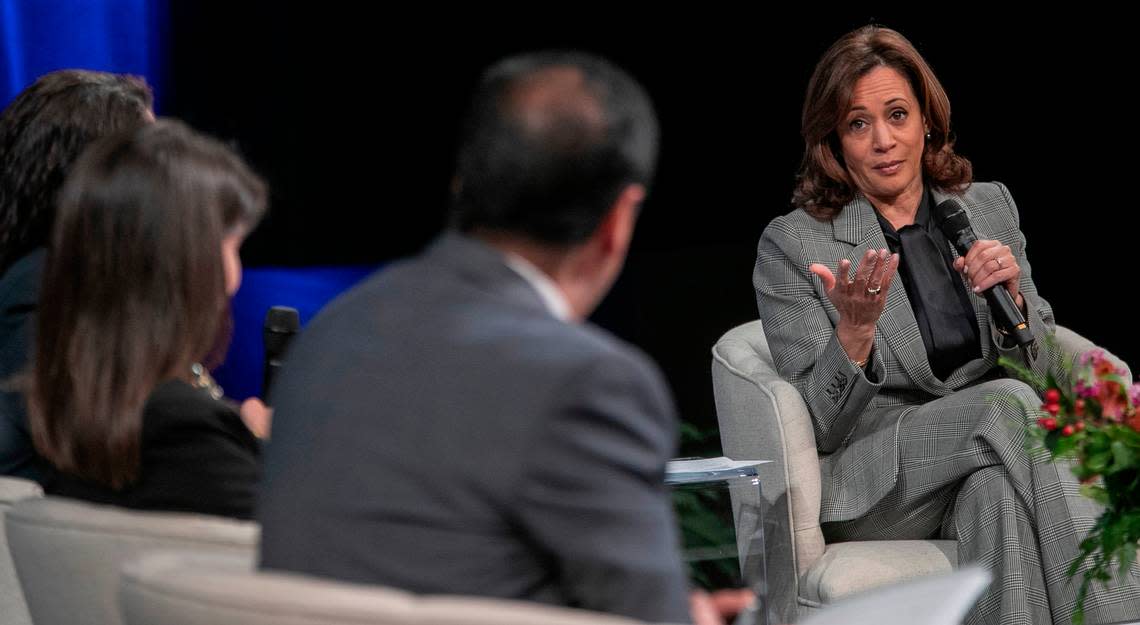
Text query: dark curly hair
0 70 153 275
793 26 972 220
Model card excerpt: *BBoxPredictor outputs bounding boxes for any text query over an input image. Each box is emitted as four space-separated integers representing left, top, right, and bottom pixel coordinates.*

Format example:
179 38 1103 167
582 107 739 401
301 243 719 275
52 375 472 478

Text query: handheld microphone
263 306 300 404
934 199 1034 347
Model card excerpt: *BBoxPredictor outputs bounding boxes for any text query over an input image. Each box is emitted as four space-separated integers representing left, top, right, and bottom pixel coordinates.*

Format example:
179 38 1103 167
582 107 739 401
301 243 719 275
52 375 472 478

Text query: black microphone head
263 306 300 360
264 306 300 334
933 198 978 253
933 198 971 234
262 306 299 402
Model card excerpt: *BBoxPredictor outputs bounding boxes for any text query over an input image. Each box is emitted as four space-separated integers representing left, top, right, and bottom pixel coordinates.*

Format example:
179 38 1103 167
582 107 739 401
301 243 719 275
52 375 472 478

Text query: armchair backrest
5 496 258 625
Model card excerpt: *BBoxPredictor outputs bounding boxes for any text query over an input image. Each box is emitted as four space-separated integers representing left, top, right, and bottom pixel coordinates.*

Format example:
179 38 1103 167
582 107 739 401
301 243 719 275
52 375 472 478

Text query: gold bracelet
851 357 869 369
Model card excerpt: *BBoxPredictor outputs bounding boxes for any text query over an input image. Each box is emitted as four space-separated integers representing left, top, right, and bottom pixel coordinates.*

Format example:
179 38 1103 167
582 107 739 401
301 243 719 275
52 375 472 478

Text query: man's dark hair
450 51 658 245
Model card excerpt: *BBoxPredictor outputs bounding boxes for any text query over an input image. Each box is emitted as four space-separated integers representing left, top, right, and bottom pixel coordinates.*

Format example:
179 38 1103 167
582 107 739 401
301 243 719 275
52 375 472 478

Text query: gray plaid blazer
754 181 1057 523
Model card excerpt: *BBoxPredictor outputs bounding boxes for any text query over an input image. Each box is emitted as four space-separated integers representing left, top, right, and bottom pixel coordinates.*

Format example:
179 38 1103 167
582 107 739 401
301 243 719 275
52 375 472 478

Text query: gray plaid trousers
824 379 1140 625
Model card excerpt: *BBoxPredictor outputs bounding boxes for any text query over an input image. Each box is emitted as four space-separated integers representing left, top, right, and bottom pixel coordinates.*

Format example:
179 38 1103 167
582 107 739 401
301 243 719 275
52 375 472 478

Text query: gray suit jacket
257 232 690 623
754 182 1057 523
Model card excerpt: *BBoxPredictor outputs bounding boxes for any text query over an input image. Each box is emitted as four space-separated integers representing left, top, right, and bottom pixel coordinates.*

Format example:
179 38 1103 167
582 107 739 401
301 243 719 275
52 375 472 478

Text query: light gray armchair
0 476 41 625
712 320 1108 622
119 550 682 625
5 496 258 625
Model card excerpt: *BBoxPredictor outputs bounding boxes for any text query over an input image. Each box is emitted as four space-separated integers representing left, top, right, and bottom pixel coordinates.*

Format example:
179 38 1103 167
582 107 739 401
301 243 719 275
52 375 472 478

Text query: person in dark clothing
0 69 154 481
28 120 268 520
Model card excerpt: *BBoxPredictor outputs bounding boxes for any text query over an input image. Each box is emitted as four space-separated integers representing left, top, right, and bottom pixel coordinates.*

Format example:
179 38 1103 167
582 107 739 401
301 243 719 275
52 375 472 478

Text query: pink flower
1130 383 1140 408
1095 358 1117 378
1102 392 1128 422
1101 380 1122 397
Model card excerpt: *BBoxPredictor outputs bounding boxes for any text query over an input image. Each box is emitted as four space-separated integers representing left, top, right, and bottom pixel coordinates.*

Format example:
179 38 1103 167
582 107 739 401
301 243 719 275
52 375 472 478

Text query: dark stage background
159 7 1134 452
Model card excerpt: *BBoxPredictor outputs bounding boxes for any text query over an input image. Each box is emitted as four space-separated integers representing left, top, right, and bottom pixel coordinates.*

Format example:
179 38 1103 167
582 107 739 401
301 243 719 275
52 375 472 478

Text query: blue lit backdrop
1 1 377 400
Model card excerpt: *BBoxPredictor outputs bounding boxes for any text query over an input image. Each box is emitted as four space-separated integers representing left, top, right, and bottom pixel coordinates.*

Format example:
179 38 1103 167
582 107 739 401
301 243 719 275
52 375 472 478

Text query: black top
874 188 980 380
0 249 46 481
45 379 261 520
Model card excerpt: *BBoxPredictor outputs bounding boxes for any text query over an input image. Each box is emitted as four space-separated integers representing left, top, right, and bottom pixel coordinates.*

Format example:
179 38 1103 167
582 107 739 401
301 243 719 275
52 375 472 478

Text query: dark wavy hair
29 120 267 489
0 70 154 275
450 51 658 245
793 26 973 220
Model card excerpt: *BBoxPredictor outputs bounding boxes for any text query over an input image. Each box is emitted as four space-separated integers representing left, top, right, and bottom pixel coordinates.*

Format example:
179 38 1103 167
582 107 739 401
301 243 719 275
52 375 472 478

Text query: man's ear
593 183 644 259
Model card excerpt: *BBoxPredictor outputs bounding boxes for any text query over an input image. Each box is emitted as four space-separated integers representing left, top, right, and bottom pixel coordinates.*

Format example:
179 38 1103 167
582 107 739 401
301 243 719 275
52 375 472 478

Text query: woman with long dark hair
28 120 267 519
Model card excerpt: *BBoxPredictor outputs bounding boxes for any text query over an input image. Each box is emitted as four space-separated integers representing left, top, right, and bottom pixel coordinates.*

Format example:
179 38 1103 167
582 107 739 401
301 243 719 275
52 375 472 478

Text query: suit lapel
833 194 949 396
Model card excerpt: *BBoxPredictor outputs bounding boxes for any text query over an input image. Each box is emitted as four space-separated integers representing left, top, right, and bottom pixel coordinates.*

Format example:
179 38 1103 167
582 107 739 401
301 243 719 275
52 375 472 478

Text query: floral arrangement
1002 349 1140 624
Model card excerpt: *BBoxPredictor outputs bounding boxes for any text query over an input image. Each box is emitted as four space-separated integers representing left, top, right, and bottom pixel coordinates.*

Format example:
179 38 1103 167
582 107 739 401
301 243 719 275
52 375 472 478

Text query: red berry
1075 399 1086 415
1045 389 1062 404
1075 421 1086 432
1043 403 1060 416
1062 424 1075 436
1039 417 1058 431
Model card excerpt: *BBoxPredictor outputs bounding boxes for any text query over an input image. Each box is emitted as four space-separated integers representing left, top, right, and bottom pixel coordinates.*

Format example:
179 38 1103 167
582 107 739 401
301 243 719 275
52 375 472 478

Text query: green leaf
997 356 1046 391
1080 484 1111 505
1086 451 1112 473
1053 434 1080 457
1071 465 1098 482
1119 542 1137 575
679 422 705 444
1110 440 1138 474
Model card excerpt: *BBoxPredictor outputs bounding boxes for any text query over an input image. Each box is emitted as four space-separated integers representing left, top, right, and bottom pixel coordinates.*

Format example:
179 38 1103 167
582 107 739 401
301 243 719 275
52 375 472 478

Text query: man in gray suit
256 52 694 622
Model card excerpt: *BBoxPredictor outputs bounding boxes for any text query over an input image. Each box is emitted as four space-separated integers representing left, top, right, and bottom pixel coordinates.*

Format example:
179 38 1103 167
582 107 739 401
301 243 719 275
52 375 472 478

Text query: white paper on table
665 457 769 475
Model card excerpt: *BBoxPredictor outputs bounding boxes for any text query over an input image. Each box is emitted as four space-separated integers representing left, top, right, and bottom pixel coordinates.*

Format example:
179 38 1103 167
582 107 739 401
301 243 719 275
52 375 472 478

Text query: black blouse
45 379 261 520
874 188 981 380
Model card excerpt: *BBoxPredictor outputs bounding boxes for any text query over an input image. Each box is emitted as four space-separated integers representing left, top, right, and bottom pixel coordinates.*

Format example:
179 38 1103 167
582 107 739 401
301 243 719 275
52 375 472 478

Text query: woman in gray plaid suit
754 25 1140 625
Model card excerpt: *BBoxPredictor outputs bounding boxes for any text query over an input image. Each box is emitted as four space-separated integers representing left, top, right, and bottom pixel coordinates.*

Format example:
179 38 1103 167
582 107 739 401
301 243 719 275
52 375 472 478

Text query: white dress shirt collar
502 252 572 322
